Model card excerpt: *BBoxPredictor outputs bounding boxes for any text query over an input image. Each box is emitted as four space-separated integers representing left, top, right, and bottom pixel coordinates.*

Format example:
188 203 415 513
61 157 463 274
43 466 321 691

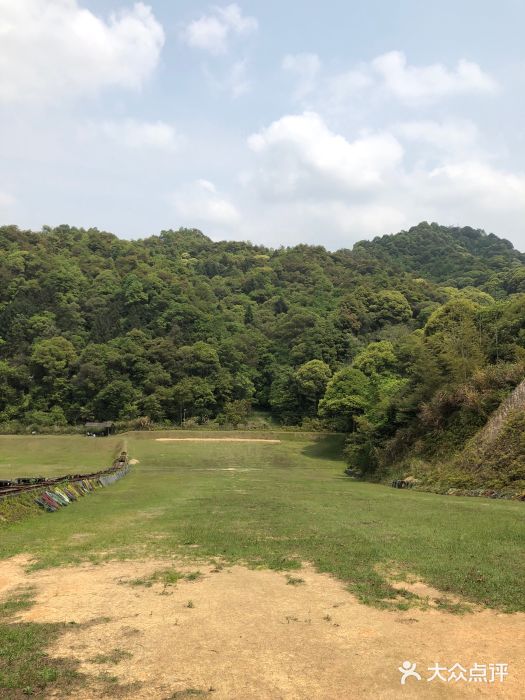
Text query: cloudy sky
0 0 524 250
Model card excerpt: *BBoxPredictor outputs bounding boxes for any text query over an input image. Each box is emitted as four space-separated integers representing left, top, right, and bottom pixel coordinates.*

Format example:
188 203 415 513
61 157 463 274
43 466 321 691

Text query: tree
269 367 302 424
294 360 332 415
31 336 78 380
175 342 220 378
94 379 139 420
172 377 216 422
371 290 412 326
318 368 371 431
425 299 485 382
93 379 138 421
218 399 252 427
352 341 397 376
0 222 522 438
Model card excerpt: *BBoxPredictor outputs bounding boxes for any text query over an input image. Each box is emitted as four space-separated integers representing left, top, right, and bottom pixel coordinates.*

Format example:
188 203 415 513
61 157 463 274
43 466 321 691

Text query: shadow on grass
0 589 83 698
301 434 346 461
0 590 140 698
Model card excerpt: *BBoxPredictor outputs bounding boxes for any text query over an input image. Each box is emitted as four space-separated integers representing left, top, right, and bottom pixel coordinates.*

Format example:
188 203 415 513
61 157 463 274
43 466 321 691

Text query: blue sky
0 0 524 249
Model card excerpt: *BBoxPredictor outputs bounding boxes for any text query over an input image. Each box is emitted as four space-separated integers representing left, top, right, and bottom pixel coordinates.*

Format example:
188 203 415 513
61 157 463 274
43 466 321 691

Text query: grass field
1 430 525 698
0 434 125 477
1 431 524 611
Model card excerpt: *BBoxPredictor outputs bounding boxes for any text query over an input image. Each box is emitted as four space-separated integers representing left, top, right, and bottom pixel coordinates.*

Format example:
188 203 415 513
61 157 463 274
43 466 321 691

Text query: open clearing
155 437 281 443
1 431 524 698
0 434 126 478
2 555 524 699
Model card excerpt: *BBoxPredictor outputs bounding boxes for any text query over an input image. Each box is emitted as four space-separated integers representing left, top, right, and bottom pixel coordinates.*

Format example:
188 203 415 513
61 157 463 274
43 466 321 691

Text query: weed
168 689 213 699
156 569 183 585
97 671 119 684
434 597 473 615
185 571 203 582
127 577 153 588
90 648 132 665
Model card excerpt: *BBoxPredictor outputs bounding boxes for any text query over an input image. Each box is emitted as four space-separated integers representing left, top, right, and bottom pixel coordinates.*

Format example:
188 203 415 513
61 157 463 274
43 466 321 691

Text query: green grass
89 648 132 665
0 590 82 698
168 689 213 699
122 568 201 588
0 434 124 478
0 430 524 613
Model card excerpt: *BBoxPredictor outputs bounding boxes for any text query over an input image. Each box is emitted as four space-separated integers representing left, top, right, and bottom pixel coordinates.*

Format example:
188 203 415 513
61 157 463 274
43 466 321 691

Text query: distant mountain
353 222 525 291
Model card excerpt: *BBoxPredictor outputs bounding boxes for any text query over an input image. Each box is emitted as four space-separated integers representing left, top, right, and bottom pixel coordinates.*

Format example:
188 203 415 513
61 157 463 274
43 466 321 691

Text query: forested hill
1 221 524 493
354 222 525 290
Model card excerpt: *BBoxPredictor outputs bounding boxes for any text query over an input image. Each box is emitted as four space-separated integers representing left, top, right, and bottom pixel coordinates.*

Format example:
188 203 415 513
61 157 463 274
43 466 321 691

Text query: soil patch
0 557 523 698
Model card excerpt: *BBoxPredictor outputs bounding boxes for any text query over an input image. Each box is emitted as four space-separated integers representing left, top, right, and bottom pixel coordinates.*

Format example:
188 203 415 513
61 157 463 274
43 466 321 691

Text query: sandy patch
0 554 33 596
392 579 464 605
155 438 281 443
207 467 260 472
0 557 523 699
68 533 94 543
129 459 140 465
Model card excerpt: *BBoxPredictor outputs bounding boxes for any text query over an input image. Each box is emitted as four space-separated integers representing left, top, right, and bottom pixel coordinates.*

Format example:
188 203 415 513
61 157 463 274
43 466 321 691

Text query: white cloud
393 160 525 241
282 53 321 100
171 179 240 230
246 199 407 248
372 51 498 102
217 4 257 34
324 69 373 108
396 120 478 149
205 59 251 97
238 111 525 248
242 112 406 246
0 0 164 103
183 3 257 54
427 161 525 211
81 119 181 150
394 120 482 163
248 112 403 196
286 51 498 112
228 60 251 97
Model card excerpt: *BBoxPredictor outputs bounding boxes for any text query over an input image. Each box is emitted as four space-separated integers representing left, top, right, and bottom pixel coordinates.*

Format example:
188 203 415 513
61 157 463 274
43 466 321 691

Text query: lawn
0 434 124 478
1 430 524 612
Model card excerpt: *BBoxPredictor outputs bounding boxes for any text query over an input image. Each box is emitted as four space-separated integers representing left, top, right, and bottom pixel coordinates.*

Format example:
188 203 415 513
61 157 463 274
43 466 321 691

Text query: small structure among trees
85 421 115 436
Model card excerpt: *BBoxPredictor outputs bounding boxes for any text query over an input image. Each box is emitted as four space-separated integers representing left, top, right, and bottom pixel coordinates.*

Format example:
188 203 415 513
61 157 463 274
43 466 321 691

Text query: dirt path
1 556 523 699
155 438 281 443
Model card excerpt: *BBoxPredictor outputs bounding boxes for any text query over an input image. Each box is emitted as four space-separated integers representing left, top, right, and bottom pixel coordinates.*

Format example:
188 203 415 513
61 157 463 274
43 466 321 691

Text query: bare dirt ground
155 438 281 443
1 556 524 699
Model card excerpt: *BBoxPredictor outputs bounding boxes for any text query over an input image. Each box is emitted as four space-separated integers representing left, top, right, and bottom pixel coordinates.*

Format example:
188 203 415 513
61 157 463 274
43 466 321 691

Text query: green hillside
355 221 525 292
0 221 524 495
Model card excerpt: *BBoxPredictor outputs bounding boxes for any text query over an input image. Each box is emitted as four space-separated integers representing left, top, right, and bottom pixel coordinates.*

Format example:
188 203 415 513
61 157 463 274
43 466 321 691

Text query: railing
0 452 130 502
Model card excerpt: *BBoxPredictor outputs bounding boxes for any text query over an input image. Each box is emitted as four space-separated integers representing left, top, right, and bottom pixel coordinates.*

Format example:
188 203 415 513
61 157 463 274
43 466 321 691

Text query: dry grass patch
0 556 524 699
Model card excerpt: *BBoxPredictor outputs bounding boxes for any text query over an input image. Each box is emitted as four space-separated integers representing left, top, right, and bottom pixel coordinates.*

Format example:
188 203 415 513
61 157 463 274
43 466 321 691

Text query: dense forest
1 221 524 492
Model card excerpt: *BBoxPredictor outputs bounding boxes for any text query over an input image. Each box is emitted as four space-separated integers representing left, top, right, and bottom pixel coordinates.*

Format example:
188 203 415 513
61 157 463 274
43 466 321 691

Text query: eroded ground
1 556 523 699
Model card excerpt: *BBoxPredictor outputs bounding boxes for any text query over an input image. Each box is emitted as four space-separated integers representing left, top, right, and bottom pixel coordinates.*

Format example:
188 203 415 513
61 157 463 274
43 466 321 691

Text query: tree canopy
0 220 523 482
